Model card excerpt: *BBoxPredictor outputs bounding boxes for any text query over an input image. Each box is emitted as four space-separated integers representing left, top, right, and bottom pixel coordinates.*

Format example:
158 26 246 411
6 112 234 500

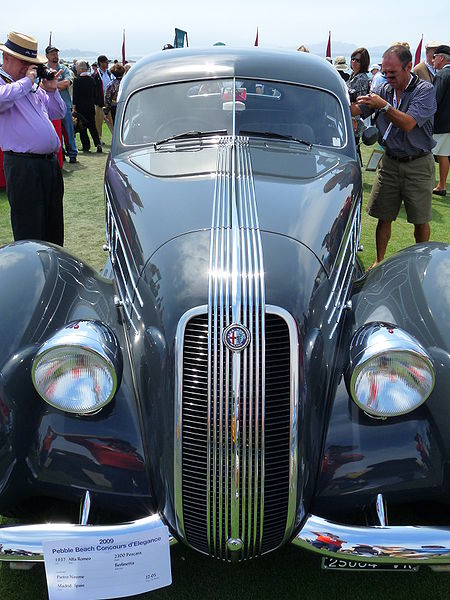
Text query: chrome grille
175 136 299 561
179 309 295 559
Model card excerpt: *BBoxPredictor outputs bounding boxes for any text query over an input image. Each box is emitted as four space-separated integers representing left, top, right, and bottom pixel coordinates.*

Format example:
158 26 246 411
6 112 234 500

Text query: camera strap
382 74 414 142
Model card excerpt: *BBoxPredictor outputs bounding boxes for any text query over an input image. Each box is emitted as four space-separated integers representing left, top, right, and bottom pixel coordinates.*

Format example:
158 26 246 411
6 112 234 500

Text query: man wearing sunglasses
431 45 450 196
351 44 437 269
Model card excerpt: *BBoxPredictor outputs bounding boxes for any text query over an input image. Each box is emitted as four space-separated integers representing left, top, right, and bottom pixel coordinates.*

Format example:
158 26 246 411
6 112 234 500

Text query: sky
1 0 448 60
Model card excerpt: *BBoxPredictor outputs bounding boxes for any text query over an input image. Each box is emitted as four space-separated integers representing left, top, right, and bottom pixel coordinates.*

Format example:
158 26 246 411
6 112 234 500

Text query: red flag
414 35 423 67
49 31 52 46
326 31 331 59
121 29 126 64
254 27 259 47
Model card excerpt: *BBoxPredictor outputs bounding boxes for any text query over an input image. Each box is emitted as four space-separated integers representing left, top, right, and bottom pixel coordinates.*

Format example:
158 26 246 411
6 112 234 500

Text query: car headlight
347 322 435 418
32 321 122 414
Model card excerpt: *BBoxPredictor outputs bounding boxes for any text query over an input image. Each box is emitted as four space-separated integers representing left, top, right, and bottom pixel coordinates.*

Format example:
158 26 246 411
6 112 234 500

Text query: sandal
432 188 446 196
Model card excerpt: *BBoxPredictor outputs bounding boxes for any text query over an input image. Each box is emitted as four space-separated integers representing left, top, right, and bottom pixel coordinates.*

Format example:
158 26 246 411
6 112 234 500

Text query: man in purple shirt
0 31 66 245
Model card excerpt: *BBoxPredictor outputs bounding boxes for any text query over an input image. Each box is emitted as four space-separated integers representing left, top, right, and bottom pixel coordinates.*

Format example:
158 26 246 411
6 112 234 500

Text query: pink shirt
0 71 66 154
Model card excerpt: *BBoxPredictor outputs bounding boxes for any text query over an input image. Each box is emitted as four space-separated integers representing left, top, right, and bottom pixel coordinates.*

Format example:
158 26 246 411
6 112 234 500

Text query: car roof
120 47 348 99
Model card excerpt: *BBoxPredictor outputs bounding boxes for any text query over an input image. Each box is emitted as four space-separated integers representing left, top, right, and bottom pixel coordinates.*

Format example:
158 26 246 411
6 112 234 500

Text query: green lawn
0 134 449 599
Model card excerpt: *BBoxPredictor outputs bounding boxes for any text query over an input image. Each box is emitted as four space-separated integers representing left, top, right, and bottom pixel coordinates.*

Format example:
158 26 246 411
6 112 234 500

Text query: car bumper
293 514 450 563
1 513 449 564
0 514 176 563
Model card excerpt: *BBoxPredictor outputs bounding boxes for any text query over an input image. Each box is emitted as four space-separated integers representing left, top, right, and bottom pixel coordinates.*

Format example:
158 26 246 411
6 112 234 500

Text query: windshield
122 78 347 149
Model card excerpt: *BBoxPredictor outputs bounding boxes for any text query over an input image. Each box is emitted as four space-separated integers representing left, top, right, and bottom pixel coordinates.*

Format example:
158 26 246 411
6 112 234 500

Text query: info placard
43 525 171 600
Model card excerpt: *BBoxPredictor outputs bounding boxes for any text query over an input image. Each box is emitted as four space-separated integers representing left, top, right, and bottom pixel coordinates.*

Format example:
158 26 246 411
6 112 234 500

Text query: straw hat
333 56 348 71
0 31 47 64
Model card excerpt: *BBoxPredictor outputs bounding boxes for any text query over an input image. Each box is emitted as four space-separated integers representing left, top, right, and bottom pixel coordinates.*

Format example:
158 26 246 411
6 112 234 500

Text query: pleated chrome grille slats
175 137 299 561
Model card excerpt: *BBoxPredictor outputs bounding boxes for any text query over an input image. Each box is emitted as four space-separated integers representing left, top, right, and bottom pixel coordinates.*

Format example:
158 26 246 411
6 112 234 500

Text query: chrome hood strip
175 136 299 560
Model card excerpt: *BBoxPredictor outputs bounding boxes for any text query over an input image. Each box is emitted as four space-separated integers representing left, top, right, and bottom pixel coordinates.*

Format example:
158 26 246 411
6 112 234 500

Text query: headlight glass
32 321 122 414
348 323 435 417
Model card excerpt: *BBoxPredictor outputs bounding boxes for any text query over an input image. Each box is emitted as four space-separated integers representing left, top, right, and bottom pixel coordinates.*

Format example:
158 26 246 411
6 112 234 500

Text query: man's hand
41 69 62 93
26 65 37 84
357 92 387 111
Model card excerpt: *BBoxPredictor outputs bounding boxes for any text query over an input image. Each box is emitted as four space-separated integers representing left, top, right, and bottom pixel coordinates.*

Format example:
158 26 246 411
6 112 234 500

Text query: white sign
43 525 171 600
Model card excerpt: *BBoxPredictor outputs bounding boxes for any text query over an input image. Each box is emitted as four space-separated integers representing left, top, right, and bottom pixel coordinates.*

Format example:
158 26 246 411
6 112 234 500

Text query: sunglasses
433 54 443 59
351 57 361 63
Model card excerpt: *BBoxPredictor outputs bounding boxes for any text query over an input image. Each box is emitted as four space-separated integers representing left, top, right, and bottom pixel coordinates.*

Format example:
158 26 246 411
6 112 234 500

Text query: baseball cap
45 45 59 54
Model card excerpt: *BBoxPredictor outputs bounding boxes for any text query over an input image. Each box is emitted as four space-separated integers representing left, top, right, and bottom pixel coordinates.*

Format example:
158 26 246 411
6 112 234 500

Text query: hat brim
335 65 348 71
0 44 47 64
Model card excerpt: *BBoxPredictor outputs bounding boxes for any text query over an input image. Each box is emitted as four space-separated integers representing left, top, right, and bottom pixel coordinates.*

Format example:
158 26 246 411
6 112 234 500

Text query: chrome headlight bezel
347 322 435 418
32 320 123 415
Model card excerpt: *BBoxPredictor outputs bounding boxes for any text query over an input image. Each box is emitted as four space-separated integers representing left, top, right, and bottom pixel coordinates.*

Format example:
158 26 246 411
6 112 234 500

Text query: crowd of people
0 30 448 270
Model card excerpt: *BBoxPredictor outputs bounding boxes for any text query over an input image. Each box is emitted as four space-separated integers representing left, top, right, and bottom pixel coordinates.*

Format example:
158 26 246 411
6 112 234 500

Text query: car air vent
325 202 360 338
180 309 294 560
105 189 143 333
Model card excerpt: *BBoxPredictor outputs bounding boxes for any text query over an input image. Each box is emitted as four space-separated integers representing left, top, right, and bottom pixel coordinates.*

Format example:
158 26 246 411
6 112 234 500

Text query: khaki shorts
366 153 434 224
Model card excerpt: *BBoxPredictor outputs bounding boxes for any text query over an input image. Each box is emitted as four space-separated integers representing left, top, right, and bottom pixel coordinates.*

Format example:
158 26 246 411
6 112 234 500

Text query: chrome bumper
0 514 176 563
293 514 450 563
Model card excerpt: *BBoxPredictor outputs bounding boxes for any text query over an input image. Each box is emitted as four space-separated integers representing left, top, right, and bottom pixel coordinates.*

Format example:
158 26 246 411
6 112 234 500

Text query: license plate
321 557 419 572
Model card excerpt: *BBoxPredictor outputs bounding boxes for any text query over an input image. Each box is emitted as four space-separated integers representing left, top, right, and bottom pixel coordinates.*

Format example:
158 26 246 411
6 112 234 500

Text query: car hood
106 141 361 277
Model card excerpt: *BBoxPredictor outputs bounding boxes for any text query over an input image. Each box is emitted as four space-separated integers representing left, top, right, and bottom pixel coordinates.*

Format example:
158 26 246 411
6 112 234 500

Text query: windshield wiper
154 129 228 148
239 130 313 150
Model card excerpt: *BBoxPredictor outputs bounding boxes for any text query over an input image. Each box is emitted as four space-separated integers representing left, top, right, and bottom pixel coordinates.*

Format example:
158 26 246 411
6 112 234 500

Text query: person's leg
62 108 78 161
79 127 90 151
87 111 101 149
95 105 104 142
414 223 430 243
375 220 392 264
435 155 449 191
44 158 64 246
3 154 46 241
366 155 401 269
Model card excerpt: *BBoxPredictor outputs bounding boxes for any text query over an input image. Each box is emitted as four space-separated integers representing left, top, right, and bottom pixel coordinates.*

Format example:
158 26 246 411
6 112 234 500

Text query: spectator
104 63 125 124
352 45 437 268
123 63 132 74
431 44 450 196
93 54 114 142
371 65 386 92
70 58 77 77
91 62 98 77
73 60 102 153
413 41 442 83
348 47 371 162
0 31 66 245
334 56 350 81
46 45 78 163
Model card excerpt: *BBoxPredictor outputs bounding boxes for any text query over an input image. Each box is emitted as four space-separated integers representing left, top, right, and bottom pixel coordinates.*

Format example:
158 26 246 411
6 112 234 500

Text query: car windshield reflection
122 78 347 149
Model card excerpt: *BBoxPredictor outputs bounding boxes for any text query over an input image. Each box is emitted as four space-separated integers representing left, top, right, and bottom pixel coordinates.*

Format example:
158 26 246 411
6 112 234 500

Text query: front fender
312 243 450 520
0 242 152 515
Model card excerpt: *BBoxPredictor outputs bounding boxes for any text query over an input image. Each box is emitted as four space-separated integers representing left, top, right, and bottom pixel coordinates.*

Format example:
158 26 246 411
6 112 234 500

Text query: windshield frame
120 77 349 151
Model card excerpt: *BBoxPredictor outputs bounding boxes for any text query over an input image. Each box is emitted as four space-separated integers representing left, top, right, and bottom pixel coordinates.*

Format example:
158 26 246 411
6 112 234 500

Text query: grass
0 133 449 599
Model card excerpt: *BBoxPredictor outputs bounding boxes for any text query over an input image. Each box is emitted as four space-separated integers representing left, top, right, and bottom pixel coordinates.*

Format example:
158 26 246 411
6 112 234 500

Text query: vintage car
0 47 449 579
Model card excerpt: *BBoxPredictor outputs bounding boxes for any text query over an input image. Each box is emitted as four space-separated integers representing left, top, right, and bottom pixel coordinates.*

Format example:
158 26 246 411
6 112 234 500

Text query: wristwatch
379 102 391 113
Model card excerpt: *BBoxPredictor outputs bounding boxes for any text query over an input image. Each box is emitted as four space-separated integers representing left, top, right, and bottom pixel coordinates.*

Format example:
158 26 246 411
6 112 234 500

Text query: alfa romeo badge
223 324 251 352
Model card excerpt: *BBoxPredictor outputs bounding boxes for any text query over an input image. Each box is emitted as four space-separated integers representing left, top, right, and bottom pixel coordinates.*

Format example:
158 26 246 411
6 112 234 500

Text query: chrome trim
293 514 450 563
0 514 177 563
174 304 208 542
105 187 143 334
176 137 299 560
376 493 387 527
79 491 91 525
266 305 299 545
325 201 360 338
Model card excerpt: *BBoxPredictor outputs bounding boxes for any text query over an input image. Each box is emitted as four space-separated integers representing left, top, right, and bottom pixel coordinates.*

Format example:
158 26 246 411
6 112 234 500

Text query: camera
348 88 358 103
36 64 55 81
